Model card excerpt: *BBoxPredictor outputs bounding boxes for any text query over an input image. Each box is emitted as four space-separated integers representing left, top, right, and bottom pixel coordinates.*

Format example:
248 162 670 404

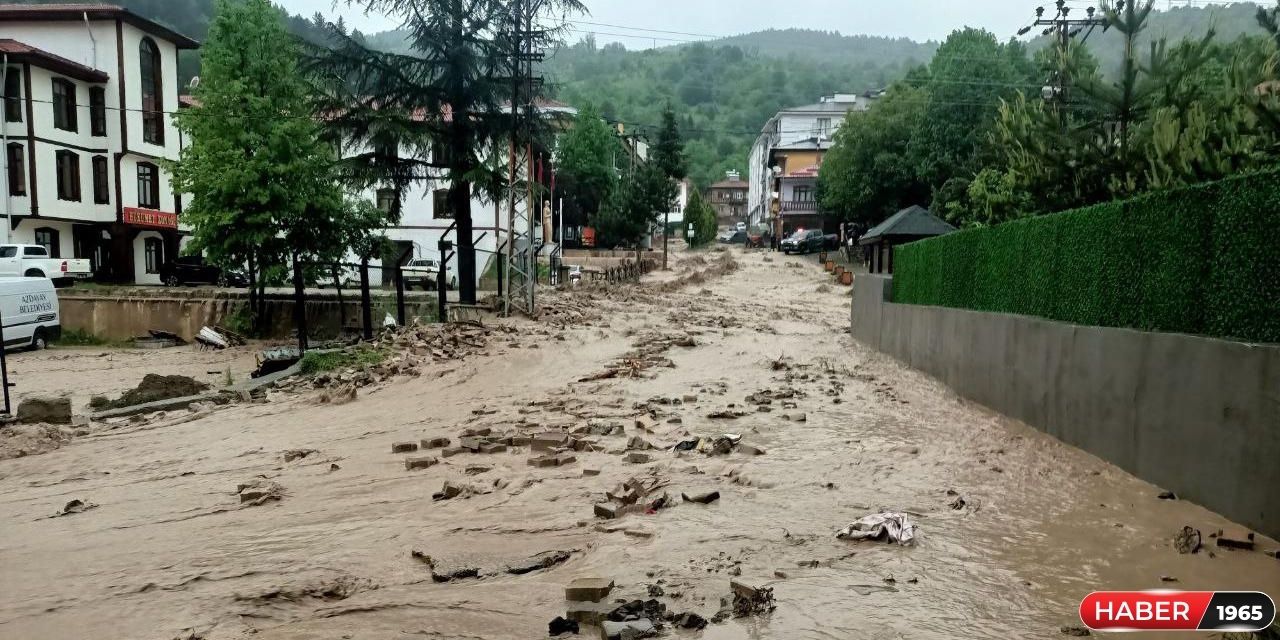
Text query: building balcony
781 200 818 212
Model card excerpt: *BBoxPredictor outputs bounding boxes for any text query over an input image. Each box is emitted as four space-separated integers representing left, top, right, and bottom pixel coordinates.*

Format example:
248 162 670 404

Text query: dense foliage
171 0 382 333
892 169 1280 344
684 190 717 248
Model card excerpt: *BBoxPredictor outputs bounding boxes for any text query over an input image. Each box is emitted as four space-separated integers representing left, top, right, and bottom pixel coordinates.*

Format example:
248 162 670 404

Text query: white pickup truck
0 244 92 287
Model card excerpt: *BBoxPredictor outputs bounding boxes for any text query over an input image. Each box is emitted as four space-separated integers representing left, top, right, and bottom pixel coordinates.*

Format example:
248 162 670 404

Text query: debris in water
1060 625 1091 636
1215 532 1255 551
565 576 614 602
548 616 579 636
282 449 317 462
195 326 229 350
1173 526 1202 554
836 512 918 545
730 580 776 617
237 480 284 506
1157 491 1177 500
97 375 211 410
506 550 572 575
682 491 720 504
54 498 97 517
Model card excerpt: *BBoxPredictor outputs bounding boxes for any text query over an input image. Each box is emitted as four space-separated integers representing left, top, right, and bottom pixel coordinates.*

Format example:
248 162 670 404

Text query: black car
717 230 748 244
159 256 247 287
780 229 824 254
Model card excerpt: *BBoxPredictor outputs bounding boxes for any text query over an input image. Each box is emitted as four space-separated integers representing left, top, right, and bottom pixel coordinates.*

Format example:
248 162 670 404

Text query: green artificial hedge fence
892 170 1280 343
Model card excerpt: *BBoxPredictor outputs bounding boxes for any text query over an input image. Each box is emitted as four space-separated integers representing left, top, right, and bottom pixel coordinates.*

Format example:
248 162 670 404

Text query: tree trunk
452 179 476 305
333 264 346 328
246 253 258 337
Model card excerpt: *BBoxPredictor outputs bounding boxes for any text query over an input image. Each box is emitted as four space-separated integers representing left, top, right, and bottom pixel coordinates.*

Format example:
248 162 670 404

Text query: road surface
0 247 1275 639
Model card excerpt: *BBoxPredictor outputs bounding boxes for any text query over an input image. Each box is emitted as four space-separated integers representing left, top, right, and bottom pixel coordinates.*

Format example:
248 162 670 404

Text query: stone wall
851 275 1280 538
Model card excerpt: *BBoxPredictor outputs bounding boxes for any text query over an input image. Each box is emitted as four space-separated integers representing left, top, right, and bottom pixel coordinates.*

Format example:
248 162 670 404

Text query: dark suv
159 256 246 287
780 229 824 254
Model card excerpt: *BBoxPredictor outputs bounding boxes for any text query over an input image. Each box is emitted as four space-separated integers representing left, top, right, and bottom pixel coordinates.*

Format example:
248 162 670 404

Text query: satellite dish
188 75 200 89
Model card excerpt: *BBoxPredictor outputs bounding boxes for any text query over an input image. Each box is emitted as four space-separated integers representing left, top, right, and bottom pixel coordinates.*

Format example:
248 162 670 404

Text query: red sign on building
123 207 178 229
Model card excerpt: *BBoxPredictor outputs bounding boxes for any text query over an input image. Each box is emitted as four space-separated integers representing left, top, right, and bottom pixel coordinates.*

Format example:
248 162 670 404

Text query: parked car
0 277 61 350
158 256 246 287
402 258 456 290
780 229 824 254
735 221 747 232
823 233 841 250
568 264 583 285
717 230 748 244
0 245 91 287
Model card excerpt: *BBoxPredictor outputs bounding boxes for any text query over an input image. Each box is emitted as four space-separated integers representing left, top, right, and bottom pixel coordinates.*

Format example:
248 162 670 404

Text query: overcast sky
274 0 1238 46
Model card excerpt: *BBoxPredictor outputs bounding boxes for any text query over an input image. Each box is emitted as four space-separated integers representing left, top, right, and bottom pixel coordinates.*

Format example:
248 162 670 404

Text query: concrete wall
60 291 437 341
851 275 1280 539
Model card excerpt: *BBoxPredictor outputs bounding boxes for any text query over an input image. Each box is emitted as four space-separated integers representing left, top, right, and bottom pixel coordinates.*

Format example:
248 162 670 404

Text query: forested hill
707 29 939 65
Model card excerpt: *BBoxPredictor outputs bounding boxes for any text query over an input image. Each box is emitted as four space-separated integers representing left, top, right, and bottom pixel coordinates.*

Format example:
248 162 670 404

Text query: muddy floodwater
0 249 1275 640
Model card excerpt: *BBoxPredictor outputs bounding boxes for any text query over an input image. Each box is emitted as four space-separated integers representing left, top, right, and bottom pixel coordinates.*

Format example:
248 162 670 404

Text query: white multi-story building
747 93 876 235
0 4 197 284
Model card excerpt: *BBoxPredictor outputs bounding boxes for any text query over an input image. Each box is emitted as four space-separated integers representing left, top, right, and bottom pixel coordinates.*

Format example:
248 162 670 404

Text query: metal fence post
394 265 407 327
292 253 308 353
437 239 452 324
359 258 373 341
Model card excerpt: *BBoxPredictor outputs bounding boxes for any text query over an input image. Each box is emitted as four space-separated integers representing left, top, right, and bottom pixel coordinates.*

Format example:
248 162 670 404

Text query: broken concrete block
459 436 484 451
17 396 72 424
461 427 492 437
528 455 560 468
624 452 652 464
405 457 438 471
392 442 419 454
434 481 466 500
532 432 570 451
738 444 766 456
582 468 601 477
479 442 508 454
626 436 655 451
421 437 450 449
566 600 613 625
623 528 654 539
634 416 654 432
511 435 532 447
555 453 577 466
602 619 654 640
565 576 615 602
682 394 697 403
441 446 466 458
574 437 600 452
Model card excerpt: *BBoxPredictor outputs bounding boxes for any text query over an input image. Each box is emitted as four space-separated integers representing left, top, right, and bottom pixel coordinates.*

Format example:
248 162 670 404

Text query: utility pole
1022 0 1108 132
503 0 545 316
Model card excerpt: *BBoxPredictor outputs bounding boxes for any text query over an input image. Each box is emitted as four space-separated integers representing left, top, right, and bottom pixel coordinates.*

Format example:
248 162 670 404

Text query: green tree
685 190 716 248
557 104 618 229
651 103 686 267
596 161 669 249
308 0 584 305
172 0 371 334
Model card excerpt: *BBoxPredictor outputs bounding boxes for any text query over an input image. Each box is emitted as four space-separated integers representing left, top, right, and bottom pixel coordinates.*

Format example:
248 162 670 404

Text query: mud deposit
0 248 1276 640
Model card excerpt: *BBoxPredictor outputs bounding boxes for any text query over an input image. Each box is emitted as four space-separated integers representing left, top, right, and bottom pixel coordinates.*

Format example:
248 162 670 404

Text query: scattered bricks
239 489 269 503
528 455 560 468
574 437 600 452
392 442 419 454
511 435 532 447
461 427 492 437
459 436 484 451
465 464 492 475
533 432 571 451
730 580 759 601
405 457 439 471
626 436 655 451
441 446 466 458
624 528 654 539
479 442 508 454
634 416 655 432
565 576 615 602
434 481 466 501
738 444 767 456
682 394 698 403
421 437 451 449
555 453 578 466
1216 532 1256 551
624 452 652 464
682 491 721 504
582 468 602 477
795 414 808 423
566 600 613 625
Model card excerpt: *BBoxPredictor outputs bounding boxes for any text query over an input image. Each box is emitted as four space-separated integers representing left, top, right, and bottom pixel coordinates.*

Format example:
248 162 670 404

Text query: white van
0 277 61 350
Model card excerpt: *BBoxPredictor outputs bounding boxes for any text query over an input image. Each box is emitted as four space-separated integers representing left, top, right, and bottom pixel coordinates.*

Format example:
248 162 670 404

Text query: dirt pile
93 375 210 410
0 423 74 460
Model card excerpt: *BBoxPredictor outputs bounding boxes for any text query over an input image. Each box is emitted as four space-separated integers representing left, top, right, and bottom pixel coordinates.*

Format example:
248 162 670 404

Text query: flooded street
0 248 1275 640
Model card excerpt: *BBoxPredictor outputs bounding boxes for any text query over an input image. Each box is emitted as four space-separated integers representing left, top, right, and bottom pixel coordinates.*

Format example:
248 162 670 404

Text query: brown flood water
0 248 1275 640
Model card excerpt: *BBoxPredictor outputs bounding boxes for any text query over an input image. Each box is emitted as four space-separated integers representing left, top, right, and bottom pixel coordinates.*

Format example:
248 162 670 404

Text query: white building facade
746 93 874 232
0 5 196 284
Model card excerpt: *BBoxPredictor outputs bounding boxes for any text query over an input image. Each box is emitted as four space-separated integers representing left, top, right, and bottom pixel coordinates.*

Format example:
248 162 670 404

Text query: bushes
892 170 1280 343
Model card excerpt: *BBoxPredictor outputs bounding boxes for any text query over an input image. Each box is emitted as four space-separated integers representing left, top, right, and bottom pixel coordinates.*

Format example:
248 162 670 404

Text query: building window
734 191 744 201
90 87 106 137
793 185 812 202
432 141 451 166
140 38 164 145
433 189 453 219
34 227 59 258
137 162 160 209
4 67 21 123
144 236 162 274
376 188 398 213
52 78 76 132
92 155 109 204
7 143 24 196
56 150 80 201
816 117 832 137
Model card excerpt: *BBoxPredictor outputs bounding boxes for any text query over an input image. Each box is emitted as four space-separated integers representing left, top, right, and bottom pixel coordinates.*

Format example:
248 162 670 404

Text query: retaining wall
60 291 436 341
851 275 1280 538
